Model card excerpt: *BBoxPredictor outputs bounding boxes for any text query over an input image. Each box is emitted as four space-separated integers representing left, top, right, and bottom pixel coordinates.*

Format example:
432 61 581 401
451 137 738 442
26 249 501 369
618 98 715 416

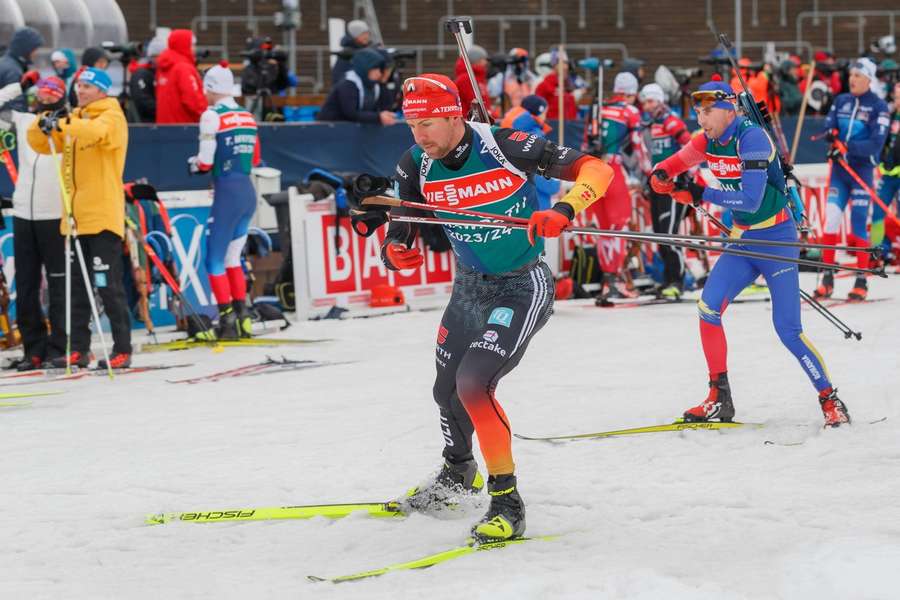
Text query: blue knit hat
78 67 112 93
695 81 737 110
521 94 548 116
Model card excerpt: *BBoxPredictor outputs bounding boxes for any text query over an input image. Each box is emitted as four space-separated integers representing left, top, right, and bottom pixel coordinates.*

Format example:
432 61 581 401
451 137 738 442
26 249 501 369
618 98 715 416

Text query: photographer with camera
318 48 396 126
27 68 133 369
0 74 68 370
155 29 207 124
331 20 374 84
535 48 579 120
129 36 167 123
241 36 290 122
487 48 537 111
0 27 44 113
800 51 844 114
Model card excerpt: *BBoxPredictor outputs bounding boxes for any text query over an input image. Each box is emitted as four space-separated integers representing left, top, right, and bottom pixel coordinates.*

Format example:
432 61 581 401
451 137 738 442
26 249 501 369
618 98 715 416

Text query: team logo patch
482 330 499 343
507 131 529 142
487 307 514 328
437 325 449 345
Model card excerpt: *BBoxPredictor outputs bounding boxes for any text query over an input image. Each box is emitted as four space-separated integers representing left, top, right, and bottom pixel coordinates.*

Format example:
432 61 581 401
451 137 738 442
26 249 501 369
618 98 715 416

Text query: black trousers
648 189 689 287
70 230 132 355
432 260 554 476
12 217 67 360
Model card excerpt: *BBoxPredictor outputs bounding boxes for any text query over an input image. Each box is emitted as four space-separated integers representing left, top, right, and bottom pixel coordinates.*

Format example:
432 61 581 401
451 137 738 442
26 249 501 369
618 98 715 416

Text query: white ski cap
640 83 666 103
203 61 235 95
613 71 639 95
850 57 877 81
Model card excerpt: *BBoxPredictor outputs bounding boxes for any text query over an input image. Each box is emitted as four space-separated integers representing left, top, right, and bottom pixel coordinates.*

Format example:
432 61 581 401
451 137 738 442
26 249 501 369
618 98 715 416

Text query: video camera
241 36 287 63
816 58 850 75
671 66 703 84
101 40 144 62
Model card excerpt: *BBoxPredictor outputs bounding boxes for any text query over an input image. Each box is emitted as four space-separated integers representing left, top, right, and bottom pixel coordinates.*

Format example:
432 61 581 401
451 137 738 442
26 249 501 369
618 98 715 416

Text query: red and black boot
819 388 851 428
98 353 132 370
814 272 834 299
50 351 91 369
683 372 735 422
847 277 868 302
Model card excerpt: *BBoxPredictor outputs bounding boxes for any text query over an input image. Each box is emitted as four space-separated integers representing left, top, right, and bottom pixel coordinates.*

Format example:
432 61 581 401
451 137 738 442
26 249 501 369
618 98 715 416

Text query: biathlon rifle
715 33 809 233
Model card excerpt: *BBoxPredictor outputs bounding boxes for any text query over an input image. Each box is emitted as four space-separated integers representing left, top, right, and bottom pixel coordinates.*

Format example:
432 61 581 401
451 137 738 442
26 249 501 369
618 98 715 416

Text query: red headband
402 74 463 120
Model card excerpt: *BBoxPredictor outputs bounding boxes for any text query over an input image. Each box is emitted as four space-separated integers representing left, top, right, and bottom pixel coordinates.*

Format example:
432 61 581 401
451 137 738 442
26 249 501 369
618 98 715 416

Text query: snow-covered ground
1 271 898 600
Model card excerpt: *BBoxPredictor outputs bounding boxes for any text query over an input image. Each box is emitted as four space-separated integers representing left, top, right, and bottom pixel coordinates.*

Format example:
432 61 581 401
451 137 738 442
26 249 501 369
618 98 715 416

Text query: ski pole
362 195 881 256
386 213 885 277
47 135 114 378
692 202 862 340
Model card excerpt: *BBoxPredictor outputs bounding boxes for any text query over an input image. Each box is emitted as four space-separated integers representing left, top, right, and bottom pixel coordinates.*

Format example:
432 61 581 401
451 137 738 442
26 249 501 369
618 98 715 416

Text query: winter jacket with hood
454 57 491 119
318 48 389 123
535 72 577 120
331 34 373 84
27 96 128 238
0 28 44 113
155 29 207 124
0 83 63 220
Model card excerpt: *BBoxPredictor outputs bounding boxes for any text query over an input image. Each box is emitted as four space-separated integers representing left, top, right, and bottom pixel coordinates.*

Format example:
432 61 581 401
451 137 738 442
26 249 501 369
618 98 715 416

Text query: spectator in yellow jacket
27 67 133 370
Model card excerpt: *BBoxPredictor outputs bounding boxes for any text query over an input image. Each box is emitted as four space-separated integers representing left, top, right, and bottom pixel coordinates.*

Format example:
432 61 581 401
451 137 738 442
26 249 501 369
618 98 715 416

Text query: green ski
308 535 558 583
0 390 63 400
514 420 761 442
146 501 405 525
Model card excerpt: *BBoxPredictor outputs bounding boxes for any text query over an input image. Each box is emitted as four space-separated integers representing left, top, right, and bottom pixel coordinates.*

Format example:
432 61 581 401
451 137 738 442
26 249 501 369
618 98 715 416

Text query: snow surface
1 272 899 600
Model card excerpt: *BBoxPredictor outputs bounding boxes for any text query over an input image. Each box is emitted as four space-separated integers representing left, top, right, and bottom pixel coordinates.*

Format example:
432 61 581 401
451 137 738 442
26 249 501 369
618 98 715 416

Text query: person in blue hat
649 80 850 428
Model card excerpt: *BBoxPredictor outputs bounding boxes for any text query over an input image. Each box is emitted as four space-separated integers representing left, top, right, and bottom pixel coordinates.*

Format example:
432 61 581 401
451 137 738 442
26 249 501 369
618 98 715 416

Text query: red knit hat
402 74 463 120
36 76 66 102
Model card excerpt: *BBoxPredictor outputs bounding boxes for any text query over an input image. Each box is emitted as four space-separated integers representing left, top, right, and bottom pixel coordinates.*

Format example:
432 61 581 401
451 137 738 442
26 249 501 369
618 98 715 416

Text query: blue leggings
825 164 872 239
872 174 900 247
205 174 257 275
698 221 833 393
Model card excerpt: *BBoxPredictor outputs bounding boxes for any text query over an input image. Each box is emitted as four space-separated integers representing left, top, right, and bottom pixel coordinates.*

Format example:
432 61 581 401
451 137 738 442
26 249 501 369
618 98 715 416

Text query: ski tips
145 513 173 525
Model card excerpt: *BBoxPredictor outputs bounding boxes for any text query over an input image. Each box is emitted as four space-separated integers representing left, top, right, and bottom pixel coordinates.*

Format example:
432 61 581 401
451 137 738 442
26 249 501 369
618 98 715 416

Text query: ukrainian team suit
195 98 260 306
822 90 890 268
657 116 833 393
387 122 612 476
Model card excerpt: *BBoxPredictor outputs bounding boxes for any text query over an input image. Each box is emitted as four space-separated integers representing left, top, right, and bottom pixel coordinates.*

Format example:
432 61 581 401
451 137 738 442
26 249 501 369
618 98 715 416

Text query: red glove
20 70 40 92
649 169 675 195
671 190 694 205
383 242 424 270
527 203 574 245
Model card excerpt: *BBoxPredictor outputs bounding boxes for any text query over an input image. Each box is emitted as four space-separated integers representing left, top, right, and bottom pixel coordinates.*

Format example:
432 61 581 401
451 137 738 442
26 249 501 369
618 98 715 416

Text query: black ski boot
471 474 526 542
404 458 484 514
214 306 240 340
233 300 253 338
683 372 735 422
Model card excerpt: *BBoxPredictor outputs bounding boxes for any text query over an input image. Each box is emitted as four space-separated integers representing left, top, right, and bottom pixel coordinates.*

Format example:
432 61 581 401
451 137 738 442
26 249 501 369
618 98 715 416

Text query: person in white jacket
0 73 67 370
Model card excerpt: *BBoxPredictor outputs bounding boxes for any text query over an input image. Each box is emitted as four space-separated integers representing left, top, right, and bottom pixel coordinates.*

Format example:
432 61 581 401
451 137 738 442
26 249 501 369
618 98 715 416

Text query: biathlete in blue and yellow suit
650 81 851 428
189 62 261 339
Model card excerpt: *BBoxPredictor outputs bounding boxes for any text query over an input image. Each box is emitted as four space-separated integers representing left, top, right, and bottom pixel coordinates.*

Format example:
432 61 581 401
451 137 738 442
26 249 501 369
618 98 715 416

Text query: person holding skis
188 62 260 339
640 83 695 298
650 81 850 428
350 73 614 542
815 58 890 301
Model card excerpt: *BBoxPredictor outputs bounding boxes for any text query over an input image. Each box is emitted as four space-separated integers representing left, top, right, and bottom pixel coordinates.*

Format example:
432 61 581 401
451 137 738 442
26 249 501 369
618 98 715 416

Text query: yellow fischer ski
308 535 558 583
514 420 761 442
140 337 330 353
0 390 64 400
146 501 406 525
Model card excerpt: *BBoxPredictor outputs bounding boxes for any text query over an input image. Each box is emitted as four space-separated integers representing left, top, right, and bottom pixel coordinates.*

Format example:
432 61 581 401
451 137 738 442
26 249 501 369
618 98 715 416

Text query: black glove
824 129 838 144
826 144 845 163
349 174 392 237
37 112 59 135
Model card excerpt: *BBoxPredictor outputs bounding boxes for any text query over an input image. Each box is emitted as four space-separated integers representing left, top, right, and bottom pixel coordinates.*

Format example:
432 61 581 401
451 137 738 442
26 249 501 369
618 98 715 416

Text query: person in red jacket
155 29 207 124
535 50 577 120
453 45 493 119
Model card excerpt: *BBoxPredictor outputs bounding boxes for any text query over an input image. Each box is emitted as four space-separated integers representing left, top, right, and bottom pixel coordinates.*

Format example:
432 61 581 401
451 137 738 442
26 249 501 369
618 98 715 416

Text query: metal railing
436 14 566 61
797 10 900 55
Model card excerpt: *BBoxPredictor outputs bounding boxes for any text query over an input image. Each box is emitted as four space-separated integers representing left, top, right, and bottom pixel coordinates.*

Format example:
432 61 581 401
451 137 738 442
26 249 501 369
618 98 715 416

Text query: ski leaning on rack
139 337 330 353
146 501 406 525
166 357 349 384
307 535 558 583
515 420 761 442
